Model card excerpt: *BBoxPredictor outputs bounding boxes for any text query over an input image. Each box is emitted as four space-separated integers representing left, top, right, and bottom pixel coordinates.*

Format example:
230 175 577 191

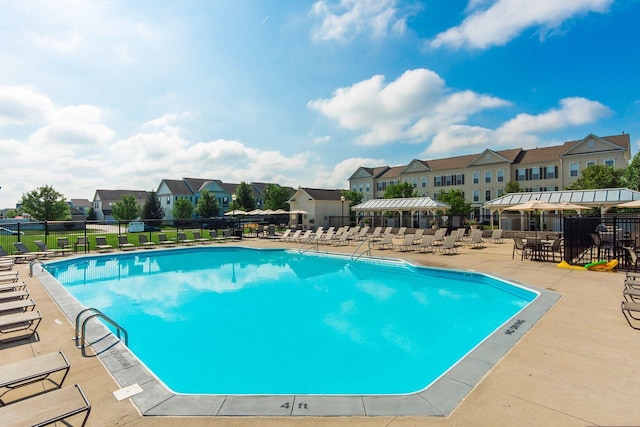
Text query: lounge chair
465 229 485 249
94 236 114 252
0 290 29 303
438 235 458 255
35 240 72 256
396 227 407 238
0 384 91 427
0 246 33 263
623 287 640 303
177 232 195 245
192 231 209 244
295 230 313 243
0 298 36 315
412 229 425 243
0 310 42 343
57 237 74 251
75 237 90 253
369 226 382 241
319 230 335 244
373 234 394 250
487 229 503 243
137 234 156 249
432 228 446 245
626 247 639 273
621 301 640 329
330 232 351 246
353 226 370 241
0 351 70 405
0 258 15 271
157 233 176 247
0 271 19 284
285 230 302 243
276 229 292 241
0 281 26 292
13 242 51 259
415 235 434 253
394 234 416 251
117 235 135 251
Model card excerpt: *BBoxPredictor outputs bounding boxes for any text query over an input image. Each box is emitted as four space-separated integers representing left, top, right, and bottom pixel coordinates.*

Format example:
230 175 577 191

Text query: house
349 133 631 221
92 190 149 221
288 187 348 230
69 199 91 215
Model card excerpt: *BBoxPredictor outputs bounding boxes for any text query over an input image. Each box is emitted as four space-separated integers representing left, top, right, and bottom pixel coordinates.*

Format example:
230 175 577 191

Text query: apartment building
349 133 631 219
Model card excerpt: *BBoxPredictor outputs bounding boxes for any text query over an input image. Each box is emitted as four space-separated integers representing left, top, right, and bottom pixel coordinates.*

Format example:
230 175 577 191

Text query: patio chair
0 246 33 263
412 228 424 243
543 238 563 262
57 237 73 251
432 228 447 245
330 232 351 246
0 384 91 427
94 236 114 253
438 235 458 255
276 229 292 241
117 235 135 251
0 289 29 303
35 240 69 256
396 227 407 238
137 234 156 249
0 281 26 292
465 229 485 249
0 351 70 405
369 226 383 241
0 310 42 343
0 258 14 271
512 237 530 260
0 271 19 284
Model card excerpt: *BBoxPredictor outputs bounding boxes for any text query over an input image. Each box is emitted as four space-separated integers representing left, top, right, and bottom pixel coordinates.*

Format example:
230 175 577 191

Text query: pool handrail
75 307 128 356
351 237 371 260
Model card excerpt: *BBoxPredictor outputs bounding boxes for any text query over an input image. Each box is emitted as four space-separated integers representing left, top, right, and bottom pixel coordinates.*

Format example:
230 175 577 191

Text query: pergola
351 197 451 227
482 188 640 229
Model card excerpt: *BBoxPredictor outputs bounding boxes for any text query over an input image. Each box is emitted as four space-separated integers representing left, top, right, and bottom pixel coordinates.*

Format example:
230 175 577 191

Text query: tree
438 189 472 216
384 182 417 199
141 191 163 224
341 189 364 224
263 184 291 211
112 194 141 221
623 151 640 191
19 185 70 220
504 181 522 194
234 182 256 211
172 198 194 222
86 207 97 220
568 164 623 190
195 189 219 218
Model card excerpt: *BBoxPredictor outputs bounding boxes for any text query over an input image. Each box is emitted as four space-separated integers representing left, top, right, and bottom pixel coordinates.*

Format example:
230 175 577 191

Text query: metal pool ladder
75 308 128 356
351 238 371 260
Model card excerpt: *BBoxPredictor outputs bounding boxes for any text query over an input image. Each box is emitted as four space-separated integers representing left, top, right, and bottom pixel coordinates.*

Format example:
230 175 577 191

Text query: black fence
563 214 639 269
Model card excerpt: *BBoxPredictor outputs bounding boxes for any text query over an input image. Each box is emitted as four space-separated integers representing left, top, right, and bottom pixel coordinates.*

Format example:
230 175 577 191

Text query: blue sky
0 0 638 208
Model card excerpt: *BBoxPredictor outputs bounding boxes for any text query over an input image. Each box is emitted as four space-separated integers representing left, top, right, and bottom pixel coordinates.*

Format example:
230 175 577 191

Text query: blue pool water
45 247 537 395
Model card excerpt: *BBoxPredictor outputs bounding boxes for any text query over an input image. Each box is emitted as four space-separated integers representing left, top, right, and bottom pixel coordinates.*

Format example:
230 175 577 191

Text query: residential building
92 190 149 221
349 133 631 220
288 187 348 230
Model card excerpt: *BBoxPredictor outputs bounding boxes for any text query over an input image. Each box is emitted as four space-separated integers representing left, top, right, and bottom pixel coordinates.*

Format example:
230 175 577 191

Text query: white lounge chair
0 310 42 343
438 235 458 255
394 234 416 251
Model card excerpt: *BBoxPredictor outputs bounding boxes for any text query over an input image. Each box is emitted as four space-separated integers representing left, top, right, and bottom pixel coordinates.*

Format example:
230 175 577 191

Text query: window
497 189 504 197
485 190 492 201
445 175 452 186
531 167 540 180
166 197 171 205
434 176 442 187
485 153 491 160
497 170 504 183
473 190 479 202
485 171 491 183
546 165 556 179
365 183 370 192
359 185 363 192
473 172 479 184
455 173 464 185
412 178 417 188
605 159 614 167
570 163 579 177
517 168 525 181
586 161 596 167
588 139 595 148
421 177 427 188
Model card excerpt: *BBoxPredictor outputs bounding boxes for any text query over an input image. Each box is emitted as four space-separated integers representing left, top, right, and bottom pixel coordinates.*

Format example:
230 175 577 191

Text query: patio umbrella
289 209 309 214
246 209 266 215
224 209 247 216
505 200 559 237
273 209 289 215
617 200 640 209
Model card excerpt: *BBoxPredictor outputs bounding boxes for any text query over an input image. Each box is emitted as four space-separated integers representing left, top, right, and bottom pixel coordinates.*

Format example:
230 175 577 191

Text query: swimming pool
45 247 537 397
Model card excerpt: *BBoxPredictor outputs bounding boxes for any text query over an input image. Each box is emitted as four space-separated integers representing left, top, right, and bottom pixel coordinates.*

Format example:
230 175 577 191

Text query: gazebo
351 197 451 228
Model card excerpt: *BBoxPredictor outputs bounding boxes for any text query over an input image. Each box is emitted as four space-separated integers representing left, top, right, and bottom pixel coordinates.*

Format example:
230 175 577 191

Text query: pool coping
33 248 560 417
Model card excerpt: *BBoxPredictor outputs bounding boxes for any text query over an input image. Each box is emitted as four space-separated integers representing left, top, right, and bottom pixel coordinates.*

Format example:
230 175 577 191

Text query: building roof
352 197 451 212
483 188 640 211
94 189 148 202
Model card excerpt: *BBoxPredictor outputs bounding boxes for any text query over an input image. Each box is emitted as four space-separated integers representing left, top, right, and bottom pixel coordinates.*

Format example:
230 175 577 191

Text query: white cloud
310 0 407 42
424 97 611 155
308 68 509 146
431 0 613 49
0 86 53 126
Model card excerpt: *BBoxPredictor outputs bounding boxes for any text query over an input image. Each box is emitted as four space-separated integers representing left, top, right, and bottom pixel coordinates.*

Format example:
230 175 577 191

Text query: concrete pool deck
3 236 640 426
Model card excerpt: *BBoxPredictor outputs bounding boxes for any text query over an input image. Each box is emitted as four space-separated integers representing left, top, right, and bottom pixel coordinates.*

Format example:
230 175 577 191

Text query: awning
352 197 450 213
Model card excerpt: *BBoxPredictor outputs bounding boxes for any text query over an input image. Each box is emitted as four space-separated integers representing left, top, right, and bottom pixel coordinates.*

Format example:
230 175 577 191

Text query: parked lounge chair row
0 268 92 425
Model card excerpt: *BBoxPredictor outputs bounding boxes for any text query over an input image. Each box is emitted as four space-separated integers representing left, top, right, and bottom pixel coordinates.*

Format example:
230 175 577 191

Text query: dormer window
588 139 595 148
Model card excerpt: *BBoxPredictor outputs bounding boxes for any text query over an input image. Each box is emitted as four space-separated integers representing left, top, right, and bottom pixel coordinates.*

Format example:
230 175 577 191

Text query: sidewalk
2 237 638 426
